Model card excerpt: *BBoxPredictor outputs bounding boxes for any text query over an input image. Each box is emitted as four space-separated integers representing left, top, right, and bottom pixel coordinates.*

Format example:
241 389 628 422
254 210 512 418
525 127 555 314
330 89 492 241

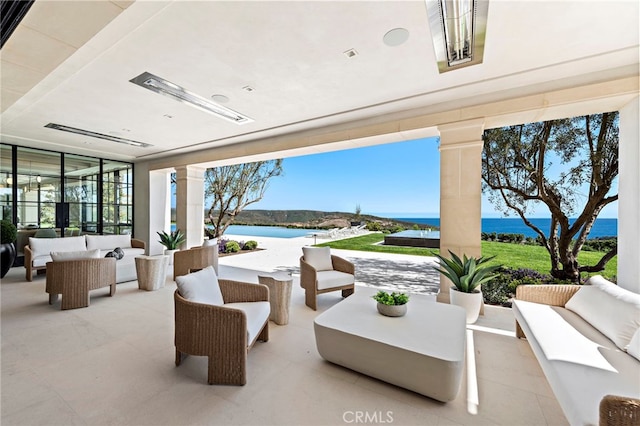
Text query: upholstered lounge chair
299 246 355 310
173 245 219 280
46 257 117 310
174 266 269 385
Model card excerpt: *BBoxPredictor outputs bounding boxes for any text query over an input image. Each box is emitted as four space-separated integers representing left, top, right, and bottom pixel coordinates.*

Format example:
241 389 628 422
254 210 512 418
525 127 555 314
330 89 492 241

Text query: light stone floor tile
1 239 571 425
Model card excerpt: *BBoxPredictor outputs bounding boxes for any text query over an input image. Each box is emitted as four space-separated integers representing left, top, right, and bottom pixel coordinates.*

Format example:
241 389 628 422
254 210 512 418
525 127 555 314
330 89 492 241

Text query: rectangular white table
314 286 466 402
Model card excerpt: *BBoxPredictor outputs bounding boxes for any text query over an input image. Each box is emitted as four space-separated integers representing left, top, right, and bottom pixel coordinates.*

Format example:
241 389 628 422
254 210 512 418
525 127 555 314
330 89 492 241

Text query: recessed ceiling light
383 28 410 47
343 48 358 58
45 123 151 148
211 94 230 103
130 72 253 124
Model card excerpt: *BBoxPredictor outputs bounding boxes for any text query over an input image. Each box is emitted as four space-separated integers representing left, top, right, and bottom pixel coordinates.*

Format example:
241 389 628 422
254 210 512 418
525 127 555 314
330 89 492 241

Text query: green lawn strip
318 233 617 280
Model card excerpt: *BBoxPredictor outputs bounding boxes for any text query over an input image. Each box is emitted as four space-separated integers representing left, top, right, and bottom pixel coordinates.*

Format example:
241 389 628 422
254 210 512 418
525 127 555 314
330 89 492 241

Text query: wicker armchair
514 284 581 338
299 252 355 310
599 394 640 426
46 258 117 310
173 245 218 280
174 278 269 385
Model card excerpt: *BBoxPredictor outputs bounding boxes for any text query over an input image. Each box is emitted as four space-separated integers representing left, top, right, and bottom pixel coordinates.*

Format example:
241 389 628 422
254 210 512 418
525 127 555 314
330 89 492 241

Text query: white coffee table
314 286 466 402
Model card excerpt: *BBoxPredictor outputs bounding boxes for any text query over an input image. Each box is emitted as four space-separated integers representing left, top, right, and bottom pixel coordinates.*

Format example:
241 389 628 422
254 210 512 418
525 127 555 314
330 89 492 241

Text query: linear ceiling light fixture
130 72 253 124
44 123 151 148
425 0 489 73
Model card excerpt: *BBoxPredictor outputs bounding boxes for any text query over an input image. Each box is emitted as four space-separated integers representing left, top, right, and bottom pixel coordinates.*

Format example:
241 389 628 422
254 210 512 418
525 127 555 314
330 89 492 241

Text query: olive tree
482 112 618 281
205 160 283 238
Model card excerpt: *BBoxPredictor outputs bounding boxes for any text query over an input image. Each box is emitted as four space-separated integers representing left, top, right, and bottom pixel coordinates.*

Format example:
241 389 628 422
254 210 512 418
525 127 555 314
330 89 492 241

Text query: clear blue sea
394 217 618 239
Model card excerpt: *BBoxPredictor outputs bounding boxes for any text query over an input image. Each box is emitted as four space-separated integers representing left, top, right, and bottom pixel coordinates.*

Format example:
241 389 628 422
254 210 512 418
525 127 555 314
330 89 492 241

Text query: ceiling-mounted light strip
425 0 489 73
130 72 253 124
44 123 151 148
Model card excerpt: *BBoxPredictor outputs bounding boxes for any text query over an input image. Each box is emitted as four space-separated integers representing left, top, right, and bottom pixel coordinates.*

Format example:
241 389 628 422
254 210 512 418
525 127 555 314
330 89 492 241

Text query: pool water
390 230 440 239
220 225 324 239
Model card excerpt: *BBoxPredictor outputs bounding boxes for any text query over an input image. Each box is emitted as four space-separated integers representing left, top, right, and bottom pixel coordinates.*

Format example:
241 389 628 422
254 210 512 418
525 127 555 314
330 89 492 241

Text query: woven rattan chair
299 250 355 310
173 245 218 280
599 394 640 426
46 258 117 310
174 278 269 385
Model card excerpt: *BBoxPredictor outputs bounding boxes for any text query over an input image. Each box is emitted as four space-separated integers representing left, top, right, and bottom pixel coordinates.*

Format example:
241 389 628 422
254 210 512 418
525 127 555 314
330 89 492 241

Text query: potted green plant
372 290 409 317
432 250 500 323
0 219 17 278
157 229 186 265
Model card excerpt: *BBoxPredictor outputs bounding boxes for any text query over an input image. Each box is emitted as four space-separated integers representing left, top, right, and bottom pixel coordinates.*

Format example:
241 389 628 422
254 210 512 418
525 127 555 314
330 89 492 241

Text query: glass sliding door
64 154 100 235
16 147 61 230
103 160 133 235
0 144 13 221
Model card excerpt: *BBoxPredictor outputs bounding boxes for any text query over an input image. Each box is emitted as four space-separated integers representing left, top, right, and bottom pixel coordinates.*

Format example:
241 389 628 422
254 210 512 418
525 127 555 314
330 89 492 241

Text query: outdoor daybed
25 234 145 283
513 276 640 426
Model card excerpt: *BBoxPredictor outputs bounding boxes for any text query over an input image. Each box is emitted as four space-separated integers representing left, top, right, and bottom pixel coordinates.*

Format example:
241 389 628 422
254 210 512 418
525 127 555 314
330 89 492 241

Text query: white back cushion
86 235 132 250
565 275 640 350
175 266 224 306
29 236 86 257
50 249 101 261
302 246 333 271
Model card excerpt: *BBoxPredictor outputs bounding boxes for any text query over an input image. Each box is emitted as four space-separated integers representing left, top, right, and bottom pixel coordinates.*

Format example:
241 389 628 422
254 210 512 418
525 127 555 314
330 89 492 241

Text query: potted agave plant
372 290 409 317
433 250 500 324
157 229 186 265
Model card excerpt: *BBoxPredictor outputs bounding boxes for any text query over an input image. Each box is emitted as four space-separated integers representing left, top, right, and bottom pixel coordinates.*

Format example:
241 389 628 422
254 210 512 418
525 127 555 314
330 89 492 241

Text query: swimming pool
220 225 324 239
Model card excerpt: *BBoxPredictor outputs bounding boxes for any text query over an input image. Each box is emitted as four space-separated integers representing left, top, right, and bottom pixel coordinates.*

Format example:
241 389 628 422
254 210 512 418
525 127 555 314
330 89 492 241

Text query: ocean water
394 217 618 239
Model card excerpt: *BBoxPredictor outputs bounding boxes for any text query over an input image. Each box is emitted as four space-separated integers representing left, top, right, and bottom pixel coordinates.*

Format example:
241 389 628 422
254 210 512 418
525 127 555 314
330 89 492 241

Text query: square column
437 120 485 303
618 97 639 293
175 165 206 250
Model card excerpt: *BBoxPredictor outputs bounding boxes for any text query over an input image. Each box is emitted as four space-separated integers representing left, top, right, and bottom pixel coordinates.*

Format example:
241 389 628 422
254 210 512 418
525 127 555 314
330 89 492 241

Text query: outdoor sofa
25 234 145 283
513 276 640 425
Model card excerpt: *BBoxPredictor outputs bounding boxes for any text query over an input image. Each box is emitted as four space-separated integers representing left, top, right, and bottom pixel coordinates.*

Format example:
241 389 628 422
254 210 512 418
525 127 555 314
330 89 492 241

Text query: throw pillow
627 328 640 361
113 247 124 260
565 275 640 351
175 266 224 306
50 249 101 261
302 246 334 271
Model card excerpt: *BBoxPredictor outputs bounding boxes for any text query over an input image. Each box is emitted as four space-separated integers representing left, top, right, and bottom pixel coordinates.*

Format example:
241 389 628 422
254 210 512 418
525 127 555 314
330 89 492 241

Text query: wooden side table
135 255 169 291
258 272 293 325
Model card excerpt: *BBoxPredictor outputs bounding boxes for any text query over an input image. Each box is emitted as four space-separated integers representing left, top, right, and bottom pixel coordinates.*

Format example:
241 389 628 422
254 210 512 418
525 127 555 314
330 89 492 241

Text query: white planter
449 288 482 324
202 238 218 247
376 303 407 317
164 248 178 265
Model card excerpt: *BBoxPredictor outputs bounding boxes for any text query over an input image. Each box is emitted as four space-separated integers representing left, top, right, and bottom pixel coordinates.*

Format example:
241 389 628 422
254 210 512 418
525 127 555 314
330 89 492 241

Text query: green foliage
157 229 186 250
243 240 258 250
366 221 381 231
372 290 409 306
0 220 17 244
225 241 241 253
432 250 502 293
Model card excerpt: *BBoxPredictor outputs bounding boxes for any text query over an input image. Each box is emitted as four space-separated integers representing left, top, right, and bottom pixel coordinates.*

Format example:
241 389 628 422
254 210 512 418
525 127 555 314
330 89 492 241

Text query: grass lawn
319 233 617 280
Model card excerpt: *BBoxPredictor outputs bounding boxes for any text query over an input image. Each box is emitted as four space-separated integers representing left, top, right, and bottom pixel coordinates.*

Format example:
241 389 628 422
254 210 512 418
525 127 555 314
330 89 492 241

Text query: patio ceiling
1 1 638 163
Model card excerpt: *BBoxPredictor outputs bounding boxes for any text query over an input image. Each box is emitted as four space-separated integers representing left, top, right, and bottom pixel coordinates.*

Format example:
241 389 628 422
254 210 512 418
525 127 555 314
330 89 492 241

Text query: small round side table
258 272 293 325
135 255 169 291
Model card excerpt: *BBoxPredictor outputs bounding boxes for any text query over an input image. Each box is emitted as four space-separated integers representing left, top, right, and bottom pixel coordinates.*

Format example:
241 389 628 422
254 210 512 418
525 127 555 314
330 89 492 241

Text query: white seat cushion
303 246 333 271
50 249 100 261
224 301 270 345
565 275 640 350
316 270 355 290
33 255 52 268
175 266 224 306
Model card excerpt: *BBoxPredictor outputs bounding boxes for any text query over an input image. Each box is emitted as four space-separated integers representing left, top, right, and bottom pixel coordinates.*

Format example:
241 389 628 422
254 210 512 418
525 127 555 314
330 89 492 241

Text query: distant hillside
205 209 438 230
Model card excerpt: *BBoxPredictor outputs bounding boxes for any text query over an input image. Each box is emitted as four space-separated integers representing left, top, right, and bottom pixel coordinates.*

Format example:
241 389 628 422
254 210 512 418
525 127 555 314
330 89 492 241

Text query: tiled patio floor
1 236 567 425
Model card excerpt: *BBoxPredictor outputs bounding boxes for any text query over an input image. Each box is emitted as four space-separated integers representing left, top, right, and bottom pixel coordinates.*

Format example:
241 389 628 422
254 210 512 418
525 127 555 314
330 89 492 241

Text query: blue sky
199 136 618 219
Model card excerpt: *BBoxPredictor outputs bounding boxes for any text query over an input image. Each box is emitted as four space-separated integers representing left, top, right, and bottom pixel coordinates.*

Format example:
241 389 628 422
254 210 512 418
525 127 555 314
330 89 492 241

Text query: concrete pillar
617 97 639 293
145 168 172 255
437 119 485 303
175 165 206 250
